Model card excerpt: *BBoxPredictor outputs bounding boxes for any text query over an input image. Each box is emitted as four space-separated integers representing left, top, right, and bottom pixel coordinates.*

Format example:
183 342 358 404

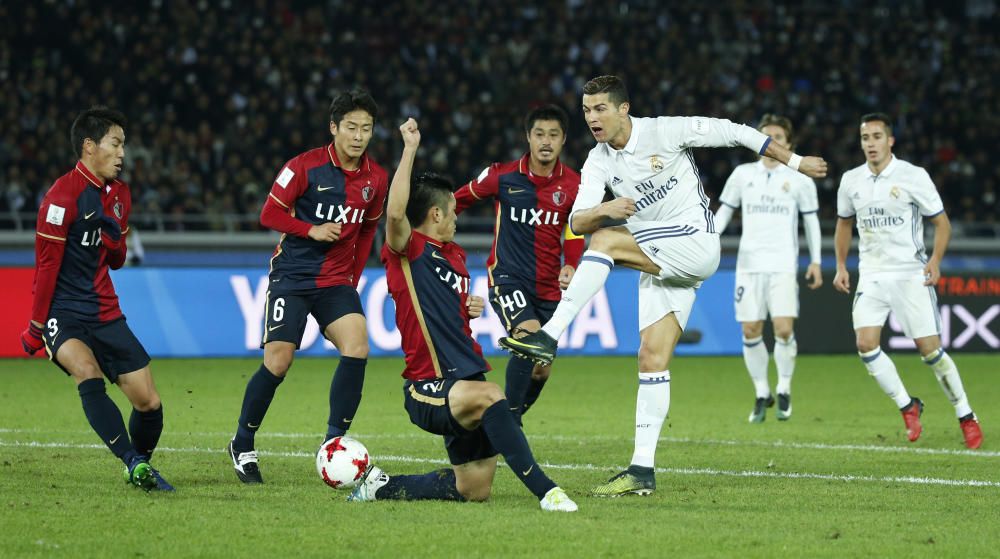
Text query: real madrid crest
552 190 566 206
362 185 374 202
782 181 791 193
890 186 901 199
650 156 664 173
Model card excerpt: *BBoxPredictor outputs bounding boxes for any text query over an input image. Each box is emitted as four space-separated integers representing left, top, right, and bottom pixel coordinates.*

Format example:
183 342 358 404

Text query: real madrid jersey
720 160 819 273
572 116 770 234
837 156 944 280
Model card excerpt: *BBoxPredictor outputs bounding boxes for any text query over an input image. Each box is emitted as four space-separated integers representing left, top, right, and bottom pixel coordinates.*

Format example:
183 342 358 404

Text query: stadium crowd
1 0 997 234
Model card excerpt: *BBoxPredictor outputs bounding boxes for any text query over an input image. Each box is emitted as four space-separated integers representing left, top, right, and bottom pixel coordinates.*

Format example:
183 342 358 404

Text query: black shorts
261 285 364 348
403 373 497 466
43 316 150 382
489 284 558 334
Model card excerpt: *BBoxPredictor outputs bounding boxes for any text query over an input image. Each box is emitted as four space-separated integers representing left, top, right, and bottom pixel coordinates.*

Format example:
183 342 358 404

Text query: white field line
1 427 997 459
1 439 998 489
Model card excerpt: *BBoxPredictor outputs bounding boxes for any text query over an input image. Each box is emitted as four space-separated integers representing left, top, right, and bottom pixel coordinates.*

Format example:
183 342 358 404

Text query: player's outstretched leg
499 330 558 365
349 466 464 502
773 334 797 421
921 348 982 449
521 370 549 418
504 355 535 423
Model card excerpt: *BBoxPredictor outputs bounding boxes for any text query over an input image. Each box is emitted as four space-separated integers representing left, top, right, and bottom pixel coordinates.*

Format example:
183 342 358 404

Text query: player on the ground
714 114 823 423
833 113 982 449
349 118 577 512
454 104 583 424
226 89 388 483
21 106 171 491
501 75 828 496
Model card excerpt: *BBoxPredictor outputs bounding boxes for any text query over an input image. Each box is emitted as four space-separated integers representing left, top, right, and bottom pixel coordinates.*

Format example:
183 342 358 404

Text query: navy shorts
43 316 150 382
261 285 364 348
489 284 558 334
403 373 498 466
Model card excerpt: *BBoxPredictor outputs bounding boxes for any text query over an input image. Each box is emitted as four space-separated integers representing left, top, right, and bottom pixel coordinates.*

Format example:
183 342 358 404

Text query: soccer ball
315 436 370 489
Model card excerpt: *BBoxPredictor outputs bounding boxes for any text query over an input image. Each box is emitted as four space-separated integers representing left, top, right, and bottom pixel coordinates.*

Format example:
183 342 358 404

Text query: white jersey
573 116 770 235
837 155 944 280
720 160 819 273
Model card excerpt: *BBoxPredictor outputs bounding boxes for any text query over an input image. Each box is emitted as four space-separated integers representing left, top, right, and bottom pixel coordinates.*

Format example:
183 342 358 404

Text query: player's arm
454 166 498 215
663 117 827 178
23 194 74 354
924 212 951 286
833 217 854 294
569 160 635 235
385 118 420 254
799 178 822 289
560 224 584 289
714 170 742 232
260 160 341 242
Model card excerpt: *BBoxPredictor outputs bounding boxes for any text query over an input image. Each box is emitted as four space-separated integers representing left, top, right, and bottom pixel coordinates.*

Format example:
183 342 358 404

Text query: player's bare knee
456 481 491 502
774 327 794 341
340 340 369 359
263 350 294 377
855 338 879 354
132 392 161 412
589 228 615 252
637 346 669 373
741 322 764 339
479 382 505 409
71 363 103 382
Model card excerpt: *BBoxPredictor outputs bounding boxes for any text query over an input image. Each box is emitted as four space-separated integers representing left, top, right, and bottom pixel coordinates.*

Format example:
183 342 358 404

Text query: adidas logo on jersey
509 207 560 226
315 203 366 223
611 176 623 186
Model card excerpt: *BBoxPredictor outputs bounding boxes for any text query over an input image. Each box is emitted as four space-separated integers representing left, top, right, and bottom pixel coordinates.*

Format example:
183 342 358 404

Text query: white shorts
852 275 941 339
734 272 799 322
625 226 720 331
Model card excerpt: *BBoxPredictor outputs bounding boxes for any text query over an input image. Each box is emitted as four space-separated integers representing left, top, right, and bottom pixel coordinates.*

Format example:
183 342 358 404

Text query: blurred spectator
0 0 997 235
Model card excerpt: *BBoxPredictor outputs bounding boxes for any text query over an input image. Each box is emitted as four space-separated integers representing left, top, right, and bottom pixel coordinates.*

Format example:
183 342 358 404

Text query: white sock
541 250 613 340
923 349 972 418
742 336 771 399
774 335 797 395
860 347 911 408
630 370 670 468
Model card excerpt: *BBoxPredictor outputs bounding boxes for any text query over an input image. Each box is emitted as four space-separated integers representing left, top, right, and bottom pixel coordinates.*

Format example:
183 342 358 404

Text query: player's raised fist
466 295 485 318
399 118 420 148
799 156 828 179
308 222 342 242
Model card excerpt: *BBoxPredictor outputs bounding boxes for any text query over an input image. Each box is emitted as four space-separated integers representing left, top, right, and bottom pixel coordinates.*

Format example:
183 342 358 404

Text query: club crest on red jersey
552 190 566 206
113 200 123 219
362 184 374 202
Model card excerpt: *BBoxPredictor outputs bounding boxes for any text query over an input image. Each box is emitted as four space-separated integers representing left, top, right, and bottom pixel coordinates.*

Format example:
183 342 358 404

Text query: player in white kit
501 76 828 496
833 113 982 449
715 114 823 423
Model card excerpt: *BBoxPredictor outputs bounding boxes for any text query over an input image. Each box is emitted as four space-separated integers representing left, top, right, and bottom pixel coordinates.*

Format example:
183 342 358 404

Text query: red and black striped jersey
381 231 490 382
265 144 388 291
455 155 583 301
31 162 132 324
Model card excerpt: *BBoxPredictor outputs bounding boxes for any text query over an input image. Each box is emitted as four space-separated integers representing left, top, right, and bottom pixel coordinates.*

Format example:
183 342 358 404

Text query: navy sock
375 469 465 501
326 356 367 439
479 400 556 499
234 364 283 452
522 377 548 415
129 405 163 459
78 378 137 465
504 356 534 422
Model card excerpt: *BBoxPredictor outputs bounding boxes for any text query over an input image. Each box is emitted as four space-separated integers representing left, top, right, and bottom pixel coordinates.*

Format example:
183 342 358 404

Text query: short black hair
861 112 893 135
758 113 795 148
329 88 379 125
70 106 127 158
582 75 629 106
524 104 569 135
406 172 454 227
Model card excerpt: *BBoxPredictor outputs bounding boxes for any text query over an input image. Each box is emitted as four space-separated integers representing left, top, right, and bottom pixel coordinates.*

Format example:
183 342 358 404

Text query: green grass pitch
1 354 997 557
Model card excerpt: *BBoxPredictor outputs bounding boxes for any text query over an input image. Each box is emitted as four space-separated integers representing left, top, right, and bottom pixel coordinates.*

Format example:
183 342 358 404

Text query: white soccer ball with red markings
316 436 370 490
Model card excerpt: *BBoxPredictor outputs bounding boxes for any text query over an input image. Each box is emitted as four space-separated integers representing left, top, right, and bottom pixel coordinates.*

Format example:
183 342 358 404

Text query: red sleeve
454 165 499 214
32 187 75 324
268 158 309 210
563 234 584 269
260 195 313 237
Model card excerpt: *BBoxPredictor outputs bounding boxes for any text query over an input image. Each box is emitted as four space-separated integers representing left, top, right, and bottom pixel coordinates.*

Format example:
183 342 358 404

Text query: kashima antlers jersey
267 144 387 290
455 155 582 301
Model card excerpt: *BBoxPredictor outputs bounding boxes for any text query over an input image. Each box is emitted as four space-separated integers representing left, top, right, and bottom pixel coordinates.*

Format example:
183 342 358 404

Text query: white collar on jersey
607 116 641 155
867 154 899 179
